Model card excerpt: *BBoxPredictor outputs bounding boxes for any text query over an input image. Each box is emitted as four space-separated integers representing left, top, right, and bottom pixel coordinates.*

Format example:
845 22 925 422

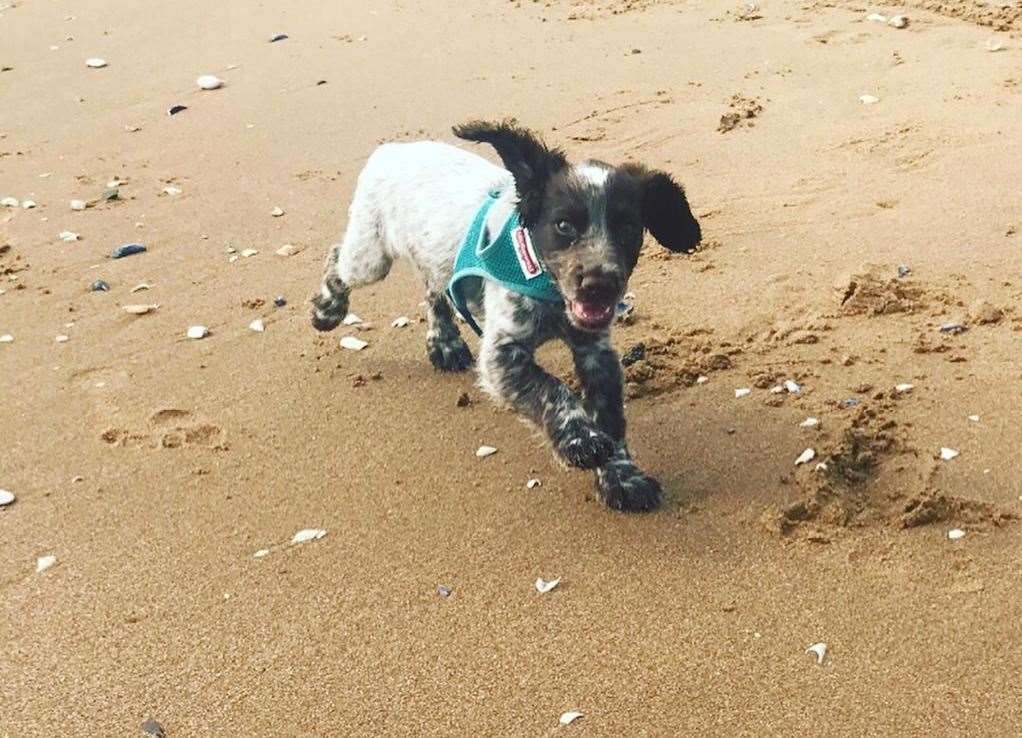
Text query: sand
2 0 1022 735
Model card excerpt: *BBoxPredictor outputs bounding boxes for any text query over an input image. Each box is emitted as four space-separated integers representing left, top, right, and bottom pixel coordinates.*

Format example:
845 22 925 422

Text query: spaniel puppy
312 120 701 511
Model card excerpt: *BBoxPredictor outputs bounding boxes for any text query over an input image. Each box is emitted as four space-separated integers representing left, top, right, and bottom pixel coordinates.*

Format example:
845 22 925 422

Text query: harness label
512 226 543 279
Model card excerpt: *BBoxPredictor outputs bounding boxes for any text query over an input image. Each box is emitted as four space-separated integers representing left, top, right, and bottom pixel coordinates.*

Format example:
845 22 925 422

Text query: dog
311 120 701 511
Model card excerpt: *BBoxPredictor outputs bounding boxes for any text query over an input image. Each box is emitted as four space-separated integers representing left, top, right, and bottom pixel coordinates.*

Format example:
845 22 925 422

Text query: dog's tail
310 245 350 332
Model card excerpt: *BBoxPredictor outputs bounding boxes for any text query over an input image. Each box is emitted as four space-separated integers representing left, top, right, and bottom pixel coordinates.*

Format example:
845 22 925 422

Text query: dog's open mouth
567 298 616 331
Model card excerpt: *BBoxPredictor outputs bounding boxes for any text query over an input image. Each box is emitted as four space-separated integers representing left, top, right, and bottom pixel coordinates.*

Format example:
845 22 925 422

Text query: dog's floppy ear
623 165 702 253
453 119 567 225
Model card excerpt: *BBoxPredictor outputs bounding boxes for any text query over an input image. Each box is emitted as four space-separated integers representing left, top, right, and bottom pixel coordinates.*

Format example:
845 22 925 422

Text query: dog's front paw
555 420 615 470
427 335 474 372
596 463 662 512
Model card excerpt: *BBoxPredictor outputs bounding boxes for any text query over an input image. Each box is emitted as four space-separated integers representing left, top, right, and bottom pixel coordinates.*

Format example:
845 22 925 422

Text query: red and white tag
512 226 543 279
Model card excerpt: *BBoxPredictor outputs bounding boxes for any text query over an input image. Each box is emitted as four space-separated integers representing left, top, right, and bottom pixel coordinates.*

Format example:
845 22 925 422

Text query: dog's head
453 119 701 332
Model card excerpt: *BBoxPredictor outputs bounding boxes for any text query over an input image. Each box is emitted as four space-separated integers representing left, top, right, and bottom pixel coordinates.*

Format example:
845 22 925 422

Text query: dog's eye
555 220 578 240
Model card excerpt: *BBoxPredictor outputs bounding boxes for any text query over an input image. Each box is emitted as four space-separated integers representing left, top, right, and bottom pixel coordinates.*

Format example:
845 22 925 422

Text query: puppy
311 120 701 511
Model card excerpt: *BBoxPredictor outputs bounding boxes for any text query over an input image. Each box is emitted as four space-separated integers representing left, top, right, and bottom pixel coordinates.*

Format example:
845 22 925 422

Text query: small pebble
55 334 69 343
111 243 146 259
162 186 182 196
85 57 107 68
90 279 110 292
696 375 709 385
526 479 541 489
939 322 967 335
985 37 1005 52
894 383 914 394
275 243 302 257
795 448 816 466
253 549 271 558
248 319 265 333
196 74 224 90
269 33 289 42
897 265 912 278
291 528 326 544
476 445 498 458
437 585 452 598
535 577 560 593
968 415 980 422
240 248 259 258
36 555 57 573
123 304 159 315
947 528 966 541
783 379 802 394
939 447 960 461
841 398 861 408
167 104 188 116
0 334 14 343
0 196 19 208
141 718 166 738
0 489 15 506
800 417 820 428
271 206 285 217
735 388 752 399
340 336 368 351
866 12 887 22
21 199 36 209
559 711 583 726
273 296 287 307
805 642 827 665
859 94 880 105
391 316 411 328
70 199 87 211
59 231 80 242
888 15 908 28
342 313 363 326
186 325 209 340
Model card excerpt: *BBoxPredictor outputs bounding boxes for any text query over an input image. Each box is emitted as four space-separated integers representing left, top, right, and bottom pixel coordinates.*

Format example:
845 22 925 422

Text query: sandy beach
2 0 1022 735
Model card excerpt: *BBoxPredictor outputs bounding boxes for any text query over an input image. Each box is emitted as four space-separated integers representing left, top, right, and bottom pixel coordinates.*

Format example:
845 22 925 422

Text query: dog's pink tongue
572 301 612 322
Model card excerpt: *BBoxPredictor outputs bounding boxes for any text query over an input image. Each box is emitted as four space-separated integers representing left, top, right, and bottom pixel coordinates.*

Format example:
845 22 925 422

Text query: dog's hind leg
311 204 392 332
425 291 473 372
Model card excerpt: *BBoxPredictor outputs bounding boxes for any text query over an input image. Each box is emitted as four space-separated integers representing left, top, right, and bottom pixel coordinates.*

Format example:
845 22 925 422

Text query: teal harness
447 191 563 336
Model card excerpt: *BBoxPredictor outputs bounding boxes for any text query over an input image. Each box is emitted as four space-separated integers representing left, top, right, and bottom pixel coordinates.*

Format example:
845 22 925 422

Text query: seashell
391 316 411 328
167 104 188 116
111 243 146 259
784 380 802 394
269 33 289 42
939 447 959 461
342 313 363 326
0 334 13 343
162 186 182 196
939 322 967 335
696 375 709 384
437 585 452 598
36 555 57 573
475 445 497 458
968 415 980 422
70 199 87 211
0 196 19 208
275 243 302 257
795 448 816 465
947 528 966 541
526 479 541 489
985 37 1005 52
770 385 784 394
859 94 880 105
535 577 560 593
21 199 36 209
274 296 287 307
85 57 107 68
248 319 265 333
0 489 15 506
866 12 887 22
735 388 752 399
559 711 583 726
123 304 159 315
55 334 69 343
59 230 80 242
340 336 368 351
894 383 914 393
130 283 151 293
291 528 326 544
805 642 827 664
240 248 258 257
270 206 285 217
888 14 908 28
253 549 271 558
800 417 820 428
186 325 209 340
141 718 165 738
196 74 224 90
897 265 911 278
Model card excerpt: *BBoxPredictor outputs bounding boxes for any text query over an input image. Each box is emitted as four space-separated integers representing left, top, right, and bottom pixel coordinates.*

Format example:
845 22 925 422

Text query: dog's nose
576 270 618 302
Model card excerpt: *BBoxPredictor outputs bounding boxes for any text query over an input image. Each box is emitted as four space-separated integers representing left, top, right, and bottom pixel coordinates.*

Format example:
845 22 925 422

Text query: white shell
559 711 583 726
391 316 411 328
0 489 15 506
894 383 914 393
535 577 560 593
36 555 57 573
248 319 265 333
866 12 887 22
815 462 829 472
130 283 152 293
0 196 19 208
770 385 784 394
275 243 303 257
162 186 182 196
342 313 363 326
240 248 258 257
0 334 13 343
859 94 880 105
59 230 80 241
805 642 827 665
888 15 908 28
186 325 209 340
947 528 966 541
123 304 159 315
253 548 271 558
526 479 541 489
985 37 1005 52
55 334 69 343
291 528 326 544
85 57 107 68
939 447 960 461
340 336 368 351
696 375 709 384
735 388 752 399
784 379 802 394
795 448 816 466
70 199 87 211
968 415 980 423
21 200 36 209
800 417 820 428
476 445 498 458
196 74 224 90
270 206 285 217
